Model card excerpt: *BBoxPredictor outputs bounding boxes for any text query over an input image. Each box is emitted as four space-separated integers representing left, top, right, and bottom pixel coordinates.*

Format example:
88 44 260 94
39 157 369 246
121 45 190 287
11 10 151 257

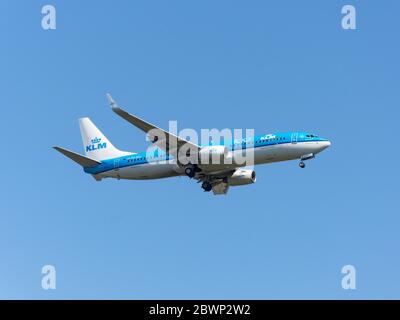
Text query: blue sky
1 0 399 299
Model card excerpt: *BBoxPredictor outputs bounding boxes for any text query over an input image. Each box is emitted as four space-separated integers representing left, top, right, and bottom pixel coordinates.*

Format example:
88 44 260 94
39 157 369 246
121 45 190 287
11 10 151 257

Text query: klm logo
86 137 107 152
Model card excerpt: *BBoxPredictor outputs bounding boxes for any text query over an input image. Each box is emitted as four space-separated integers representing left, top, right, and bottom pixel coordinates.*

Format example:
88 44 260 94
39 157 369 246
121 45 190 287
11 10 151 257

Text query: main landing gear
201 181 212 192
183 164 213 192
184 164 200 178
184 166 196 178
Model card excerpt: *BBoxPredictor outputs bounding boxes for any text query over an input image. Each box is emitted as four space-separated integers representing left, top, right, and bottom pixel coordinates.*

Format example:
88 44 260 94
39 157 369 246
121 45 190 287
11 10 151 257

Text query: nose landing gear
299 153 314 169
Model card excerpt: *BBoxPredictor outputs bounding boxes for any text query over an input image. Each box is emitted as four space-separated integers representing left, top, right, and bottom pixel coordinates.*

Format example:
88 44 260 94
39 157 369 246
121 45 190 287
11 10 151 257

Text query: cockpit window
306 134 317 138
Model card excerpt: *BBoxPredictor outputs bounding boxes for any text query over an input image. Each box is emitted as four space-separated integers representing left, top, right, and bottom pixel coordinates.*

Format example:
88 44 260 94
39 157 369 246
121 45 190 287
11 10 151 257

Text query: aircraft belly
254 145 291 164
100 142 323 180
201 146 294 169
105 162 181 180
200 163 238 173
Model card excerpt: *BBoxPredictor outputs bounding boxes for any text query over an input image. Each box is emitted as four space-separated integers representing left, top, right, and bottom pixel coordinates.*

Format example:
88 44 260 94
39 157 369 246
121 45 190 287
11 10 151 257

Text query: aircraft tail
53 146 101 167
79 117 131 161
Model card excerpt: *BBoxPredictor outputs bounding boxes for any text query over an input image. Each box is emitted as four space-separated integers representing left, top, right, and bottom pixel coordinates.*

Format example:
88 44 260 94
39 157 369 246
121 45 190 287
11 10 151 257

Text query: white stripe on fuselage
96 141 329 180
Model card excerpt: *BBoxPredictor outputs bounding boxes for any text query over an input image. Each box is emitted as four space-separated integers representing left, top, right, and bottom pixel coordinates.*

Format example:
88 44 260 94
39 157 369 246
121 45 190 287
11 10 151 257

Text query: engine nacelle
198 146 228 165
228 169 256 186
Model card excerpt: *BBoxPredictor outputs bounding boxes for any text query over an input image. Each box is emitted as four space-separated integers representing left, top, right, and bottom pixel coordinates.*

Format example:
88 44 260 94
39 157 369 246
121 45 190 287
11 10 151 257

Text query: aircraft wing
211 181 229 195
107 94 200 157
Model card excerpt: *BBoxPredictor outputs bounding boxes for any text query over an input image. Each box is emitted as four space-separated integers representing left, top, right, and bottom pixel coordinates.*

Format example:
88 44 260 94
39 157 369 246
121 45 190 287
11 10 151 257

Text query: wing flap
212 181 229 195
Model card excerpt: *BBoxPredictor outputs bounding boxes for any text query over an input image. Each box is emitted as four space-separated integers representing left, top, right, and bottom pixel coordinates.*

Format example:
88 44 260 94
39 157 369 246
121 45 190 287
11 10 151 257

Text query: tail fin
79 117 131 161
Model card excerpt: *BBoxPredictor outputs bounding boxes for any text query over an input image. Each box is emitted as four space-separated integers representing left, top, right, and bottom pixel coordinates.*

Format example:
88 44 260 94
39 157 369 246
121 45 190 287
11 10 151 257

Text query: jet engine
228 169 256 186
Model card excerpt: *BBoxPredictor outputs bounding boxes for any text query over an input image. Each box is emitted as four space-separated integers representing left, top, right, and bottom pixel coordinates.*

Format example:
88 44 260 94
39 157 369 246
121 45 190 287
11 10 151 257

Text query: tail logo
86 137 107 152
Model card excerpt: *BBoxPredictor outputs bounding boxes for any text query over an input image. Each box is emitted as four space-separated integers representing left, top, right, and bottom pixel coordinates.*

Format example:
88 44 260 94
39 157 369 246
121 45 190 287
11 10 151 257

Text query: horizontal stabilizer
53 146 101 167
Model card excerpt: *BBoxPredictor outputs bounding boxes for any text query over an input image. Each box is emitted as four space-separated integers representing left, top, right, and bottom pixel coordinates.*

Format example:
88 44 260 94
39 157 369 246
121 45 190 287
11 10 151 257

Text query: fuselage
84 132 331 181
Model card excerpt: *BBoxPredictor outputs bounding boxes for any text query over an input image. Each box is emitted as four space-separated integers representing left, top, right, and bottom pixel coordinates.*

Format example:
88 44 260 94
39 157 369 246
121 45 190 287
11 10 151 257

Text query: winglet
106 93 117 109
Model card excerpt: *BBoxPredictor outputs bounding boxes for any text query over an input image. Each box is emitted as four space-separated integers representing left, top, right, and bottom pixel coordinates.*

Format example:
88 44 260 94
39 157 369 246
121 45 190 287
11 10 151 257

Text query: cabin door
114 159 120 170
291 132 298 144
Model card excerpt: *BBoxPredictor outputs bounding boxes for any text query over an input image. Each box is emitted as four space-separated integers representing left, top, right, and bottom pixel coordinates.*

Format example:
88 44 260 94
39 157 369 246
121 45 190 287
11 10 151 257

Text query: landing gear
299 153 314 169
201 181 212 192
185 166 196 178
184 164 201 178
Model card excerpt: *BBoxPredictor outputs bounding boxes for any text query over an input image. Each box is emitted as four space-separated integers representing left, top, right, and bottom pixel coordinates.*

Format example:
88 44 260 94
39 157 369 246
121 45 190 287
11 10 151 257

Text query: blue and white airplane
54 95 331 195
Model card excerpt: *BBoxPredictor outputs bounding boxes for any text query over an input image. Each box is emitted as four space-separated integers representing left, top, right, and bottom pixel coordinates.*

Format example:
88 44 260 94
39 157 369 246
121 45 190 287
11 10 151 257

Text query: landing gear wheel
201 181 212 192
185 167 196 178
299 161 305 169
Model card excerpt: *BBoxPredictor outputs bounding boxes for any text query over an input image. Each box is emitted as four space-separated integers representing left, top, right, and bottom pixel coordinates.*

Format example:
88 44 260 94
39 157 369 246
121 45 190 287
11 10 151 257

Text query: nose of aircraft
319 140 331 151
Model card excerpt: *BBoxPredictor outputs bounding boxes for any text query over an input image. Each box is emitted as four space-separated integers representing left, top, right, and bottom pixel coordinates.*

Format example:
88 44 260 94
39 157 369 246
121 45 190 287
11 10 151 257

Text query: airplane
54 94 331 195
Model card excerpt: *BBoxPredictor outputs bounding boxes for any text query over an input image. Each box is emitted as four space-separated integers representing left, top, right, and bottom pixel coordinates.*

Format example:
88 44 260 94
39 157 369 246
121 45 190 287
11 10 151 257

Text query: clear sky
1 0 399 299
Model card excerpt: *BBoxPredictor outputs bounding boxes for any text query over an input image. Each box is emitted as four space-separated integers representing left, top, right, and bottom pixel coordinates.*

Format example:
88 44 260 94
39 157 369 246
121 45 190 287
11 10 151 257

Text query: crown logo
91 137 101 144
